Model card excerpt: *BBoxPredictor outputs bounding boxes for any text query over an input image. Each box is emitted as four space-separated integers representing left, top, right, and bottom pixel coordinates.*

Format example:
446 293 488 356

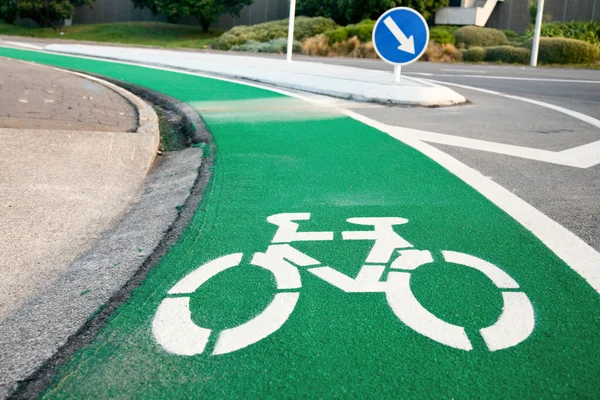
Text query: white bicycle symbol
153 213 535 356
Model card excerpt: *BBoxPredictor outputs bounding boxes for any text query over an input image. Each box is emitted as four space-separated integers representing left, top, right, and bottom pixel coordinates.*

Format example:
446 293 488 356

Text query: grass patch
0 22 222 49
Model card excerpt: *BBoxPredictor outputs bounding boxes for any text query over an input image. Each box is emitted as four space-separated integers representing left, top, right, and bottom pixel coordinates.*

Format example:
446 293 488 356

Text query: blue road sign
373 7 430 66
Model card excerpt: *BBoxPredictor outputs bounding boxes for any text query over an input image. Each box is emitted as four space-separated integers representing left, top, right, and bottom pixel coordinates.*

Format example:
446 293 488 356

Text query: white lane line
560 140 600 168
410 73 600 84
425 78 600 130
440 69 487 74
383 126 599 168
12 47 600 293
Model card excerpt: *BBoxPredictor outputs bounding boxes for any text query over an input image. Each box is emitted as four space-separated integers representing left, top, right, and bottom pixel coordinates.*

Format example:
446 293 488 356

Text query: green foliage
430 26 455 45
0 21 221 48
453 26 508 47
230 38 302 53
527 21 600 48
0 0 94 28
297 0 449 26
483 45 530 64
131 0 253 32
213 16 336 50
462 46 484 62
324 27 347 43
524 37 600 64
345 19 375 42
324 19 374 43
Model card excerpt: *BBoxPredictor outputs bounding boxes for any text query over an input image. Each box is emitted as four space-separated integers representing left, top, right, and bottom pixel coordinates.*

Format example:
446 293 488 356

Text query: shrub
484 46 530 64
324 27 348 43
453 26 508 47
345 19 375 42
463 46 485 62
430 26 456 45
526 21 600 48
302 34 330 56
230 38 302 53
295 16 338 40
420 42 461 62
301 34 377 58
329 36 360 56
324 19 374 44
523 37 600 64
355 41 377 59
214 16 336 50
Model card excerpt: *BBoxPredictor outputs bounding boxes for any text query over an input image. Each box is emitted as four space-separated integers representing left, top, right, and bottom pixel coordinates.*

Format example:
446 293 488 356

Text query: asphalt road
296 56 600 118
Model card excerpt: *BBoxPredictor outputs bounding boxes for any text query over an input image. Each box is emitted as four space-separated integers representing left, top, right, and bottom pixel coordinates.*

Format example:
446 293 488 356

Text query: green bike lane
1 48 599 398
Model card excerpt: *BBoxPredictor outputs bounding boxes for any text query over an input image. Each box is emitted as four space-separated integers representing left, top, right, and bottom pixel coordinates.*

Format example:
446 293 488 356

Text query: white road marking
440 69 487 74
386 271 473 350
425 79 600 129
480 292 535 352
443 251 520 289
168 253 243 295
213 292 299 355
268 213 334 242
14 47 600 294
384 125 600 168
152 297 212 356
387 250 534 351
342 217 412 263
410 73 600 84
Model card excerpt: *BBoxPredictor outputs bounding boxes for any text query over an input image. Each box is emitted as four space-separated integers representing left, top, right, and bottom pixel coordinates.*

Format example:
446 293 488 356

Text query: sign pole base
394 66 402 84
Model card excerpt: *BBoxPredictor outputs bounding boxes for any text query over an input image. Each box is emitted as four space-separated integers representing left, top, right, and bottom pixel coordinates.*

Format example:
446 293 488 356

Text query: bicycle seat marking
153 213 535 356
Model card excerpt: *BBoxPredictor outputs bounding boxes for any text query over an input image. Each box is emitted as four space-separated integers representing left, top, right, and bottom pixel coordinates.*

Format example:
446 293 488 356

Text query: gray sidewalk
0 58 159 318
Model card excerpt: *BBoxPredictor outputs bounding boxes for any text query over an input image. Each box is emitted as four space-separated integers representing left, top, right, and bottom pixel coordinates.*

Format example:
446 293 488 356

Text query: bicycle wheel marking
154 213 535 356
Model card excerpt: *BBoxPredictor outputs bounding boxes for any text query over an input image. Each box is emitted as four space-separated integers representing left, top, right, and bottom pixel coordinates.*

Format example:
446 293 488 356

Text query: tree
0 0 94 29
297 0 449 26
132 0 254 32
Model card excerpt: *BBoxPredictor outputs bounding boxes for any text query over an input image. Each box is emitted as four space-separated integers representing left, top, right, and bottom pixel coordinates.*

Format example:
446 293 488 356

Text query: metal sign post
530 0 546 67
286 0 297 63
394 66 402 83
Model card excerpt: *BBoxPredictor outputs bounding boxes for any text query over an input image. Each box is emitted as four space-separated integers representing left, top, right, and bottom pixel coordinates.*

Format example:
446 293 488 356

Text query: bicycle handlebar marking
153 213 535 356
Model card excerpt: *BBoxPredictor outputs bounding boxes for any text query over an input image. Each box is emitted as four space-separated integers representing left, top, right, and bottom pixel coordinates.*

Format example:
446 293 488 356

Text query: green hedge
463 46 485 62
524 37 599 64
214 17 337 50
230 38 302 53
324 19 375 44
430 26 456 45
453 26 508 47
484 46 530 64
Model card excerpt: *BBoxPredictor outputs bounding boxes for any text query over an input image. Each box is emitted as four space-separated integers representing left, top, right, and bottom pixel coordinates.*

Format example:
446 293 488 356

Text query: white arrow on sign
383 16 415 55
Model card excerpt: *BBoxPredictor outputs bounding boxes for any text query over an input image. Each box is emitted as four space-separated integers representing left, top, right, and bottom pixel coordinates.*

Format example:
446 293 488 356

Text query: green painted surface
1 47 599 399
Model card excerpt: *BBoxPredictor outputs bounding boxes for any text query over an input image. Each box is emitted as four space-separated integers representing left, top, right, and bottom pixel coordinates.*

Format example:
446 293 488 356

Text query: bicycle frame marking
153 213 535 356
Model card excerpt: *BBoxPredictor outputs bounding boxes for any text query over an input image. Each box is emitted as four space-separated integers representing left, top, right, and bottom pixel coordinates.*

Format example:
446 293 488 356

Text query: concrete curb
0 73 212 399
61 67 161 169
44 44 467 107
